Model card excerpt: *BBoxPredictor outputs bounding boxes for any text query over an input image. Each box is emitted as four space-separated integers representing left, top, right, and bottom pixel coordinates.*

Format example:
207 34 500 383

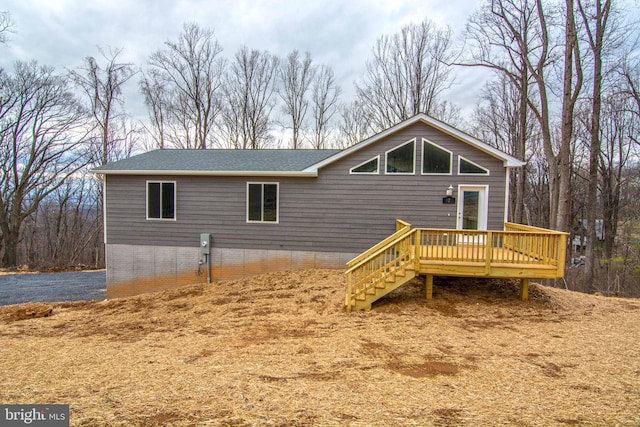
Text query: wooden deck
345 220 568 311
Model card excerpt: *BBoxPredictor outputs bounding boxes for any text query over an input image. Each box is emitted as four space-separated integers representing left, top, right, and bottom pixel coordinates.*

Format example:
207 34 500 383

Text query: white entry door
457 185 488 230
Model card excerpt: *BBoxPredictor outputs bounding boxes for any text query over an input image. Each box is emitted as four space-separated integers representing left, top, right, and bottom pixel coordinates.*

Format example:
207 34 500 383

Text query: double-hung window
147 181 176 220
247 183 279 223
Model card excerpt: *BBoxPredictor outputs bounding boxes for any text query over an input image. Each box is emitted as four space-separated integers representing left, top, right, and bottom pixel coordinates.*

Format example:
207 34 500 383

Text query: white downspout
504 167 511 227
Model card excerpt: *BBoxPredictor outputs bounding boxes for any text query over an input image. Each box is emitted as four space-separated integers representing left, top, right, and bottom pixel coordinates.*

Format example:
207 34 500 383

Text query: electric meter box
200 233 211 255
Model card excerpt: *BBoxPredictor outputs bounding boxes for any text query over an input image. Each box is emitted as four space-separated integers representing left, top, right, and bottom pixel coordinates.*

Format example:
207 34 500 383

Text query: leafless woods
1 5 640 295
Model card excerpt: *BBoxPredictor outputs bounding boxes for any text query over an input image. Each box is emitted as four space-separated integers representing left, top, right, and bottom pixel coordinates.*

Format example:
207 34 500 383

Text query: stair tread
345 235 418 310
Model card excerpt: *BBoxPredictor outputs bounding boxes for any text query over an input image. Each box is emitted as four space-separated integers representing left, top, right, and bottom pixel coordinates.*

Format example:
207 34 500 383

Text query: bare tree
22 176 102 269
355 19 456 133
0 11 13 45
139 74 169 149
463 0 583 232
70 47 137 165
279 50 314 148
556 0 584 234
621 52 640 125
219 46 279 149
464 0 547 224
526 145 552 226
526 0 560 230
0 61 90 267
472 78 520 154
69 47 139 269
339 100 373 148
599 94 638 260
310 65 341 149
472 74 538 223
577 0 614 289
572 91 639 295
142 22 225 149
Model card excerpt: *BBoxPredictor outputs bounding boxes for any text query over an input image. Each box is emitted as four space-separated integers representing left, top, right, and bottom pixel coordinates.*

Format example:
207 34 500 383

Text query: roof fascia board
91 169 318 177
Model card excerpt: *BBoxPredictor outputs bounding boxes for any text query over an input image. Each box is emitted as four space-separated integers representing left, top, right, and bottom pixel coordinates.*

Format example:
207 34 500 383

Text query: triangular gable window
386 139 415 174
422 139 452 175
350 156 379 174
459 156 489 175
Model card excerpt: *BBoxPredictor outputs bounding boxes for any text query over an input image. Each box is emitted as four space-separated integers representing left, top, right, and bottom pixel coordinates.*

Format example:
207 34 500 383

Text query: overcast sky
1 0 488 124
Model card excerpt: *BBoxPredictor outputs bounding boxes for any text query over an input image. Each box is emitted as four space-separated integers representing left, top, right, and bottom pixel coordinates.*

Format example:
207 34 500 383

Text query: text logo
1 405 69 426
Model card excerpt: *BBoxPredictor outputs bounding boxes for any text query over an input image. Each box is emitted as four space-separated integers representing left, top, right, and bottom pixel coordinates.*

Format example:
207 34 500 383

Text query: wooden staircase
345 220 419 311
345 220 569 311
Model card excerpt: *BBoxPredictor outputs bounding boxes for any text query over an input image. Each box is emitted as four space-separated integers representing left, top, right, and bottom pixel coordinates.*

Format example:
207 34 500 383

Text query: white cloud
1 0 488 123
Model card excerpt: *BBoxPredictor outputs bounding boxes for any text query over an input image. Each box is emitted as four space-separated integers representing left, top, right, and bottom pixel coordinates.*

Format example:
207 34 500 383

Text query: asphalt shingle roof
93 149 341 174
92 114 525 176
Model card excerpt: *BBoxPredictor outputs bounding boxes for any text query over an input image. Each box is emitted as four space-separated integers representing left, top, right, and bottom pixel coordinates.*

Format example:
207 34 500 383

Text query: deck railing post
485 231 492 274
557 233 568 276
346 272 353 312
415 229 421 271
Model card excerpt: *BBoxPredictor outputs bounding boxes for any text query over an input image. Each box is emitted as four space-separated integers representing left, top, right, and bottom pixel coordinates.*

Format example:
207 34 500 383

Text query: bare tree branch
142 22 225 149
310 65 341 149
0 11 14 45
219 46 279 149
279 50 314 149
0 61 91 266
355 19 456 134
70 46 138 164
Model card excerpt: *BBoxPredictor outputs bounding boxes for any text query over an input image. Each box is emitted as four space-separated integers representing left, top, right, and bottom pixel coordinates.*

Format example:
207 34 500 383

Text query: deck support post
426 274 433 300
520 278 529 301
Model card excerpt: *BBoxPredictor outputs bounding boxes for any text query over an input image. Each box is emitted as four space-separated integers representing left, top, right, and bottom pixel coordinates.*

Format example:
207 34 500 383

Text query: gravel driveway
0 270 106 306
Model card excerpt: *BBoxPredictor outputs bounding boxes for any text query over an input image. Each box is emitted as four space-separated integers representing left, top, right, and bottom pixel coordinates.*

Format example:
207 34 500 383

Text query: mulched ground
0 269 638 426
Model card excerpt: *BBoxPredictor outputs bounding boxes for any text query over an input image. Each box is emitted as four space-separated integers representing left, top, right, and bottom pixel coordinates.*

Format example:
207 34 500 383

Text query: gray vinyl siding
105 122 508 254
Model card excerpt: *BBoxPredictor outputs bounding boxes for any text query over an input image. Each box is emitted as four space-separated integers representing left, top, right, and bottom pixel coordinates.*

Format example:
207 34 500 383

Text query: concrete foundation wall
106 244 356 298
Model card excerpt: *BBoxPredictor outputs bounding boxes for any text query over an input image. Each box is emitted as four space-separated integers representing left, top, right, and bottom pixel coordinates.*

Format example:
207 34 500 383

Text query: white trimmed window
458 156 490 175
422 139 452 175
147 181 176 220
350 156 380 174
385 139 415 174
247 182 279 223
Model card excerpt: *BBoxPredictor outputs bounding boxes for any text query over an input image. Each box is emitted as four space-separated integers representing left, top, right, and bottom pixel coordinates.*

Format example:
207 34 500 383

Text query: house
572 219 605 253
93 113 526 299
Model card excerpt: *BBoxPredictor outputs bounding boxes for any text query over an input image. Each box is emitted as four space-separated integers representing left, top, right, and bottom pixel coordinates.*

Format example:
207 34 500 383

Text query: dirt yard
0 269 638 426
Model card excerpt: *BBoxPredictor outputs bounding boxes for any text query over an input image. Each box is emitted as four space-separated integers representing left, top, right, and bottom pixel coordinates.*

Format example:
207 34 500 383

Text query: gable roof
92 149 340 177
92 114 524 177
304 113 525 172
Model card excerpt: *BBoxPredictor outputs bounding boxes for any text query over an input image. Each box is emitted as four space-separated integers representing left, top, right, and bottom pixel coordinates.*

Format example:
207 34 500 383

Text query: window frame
246 182 280 224
146 180 177 221
421 138 453 176
458 155 490 176
385 139 416 175
350 155 380 175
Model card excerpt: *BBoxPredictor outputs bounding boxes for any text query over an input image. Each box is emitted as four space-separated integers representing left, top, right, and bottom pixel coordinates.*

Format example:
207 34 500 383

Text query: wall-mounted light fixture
443 185 456 204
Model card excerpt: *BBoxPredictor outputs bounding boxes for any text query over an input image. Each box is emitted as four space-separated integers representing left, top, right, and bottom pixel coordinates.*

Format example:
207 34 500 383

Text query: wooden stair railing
345 225 419 311
345 220 569 311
